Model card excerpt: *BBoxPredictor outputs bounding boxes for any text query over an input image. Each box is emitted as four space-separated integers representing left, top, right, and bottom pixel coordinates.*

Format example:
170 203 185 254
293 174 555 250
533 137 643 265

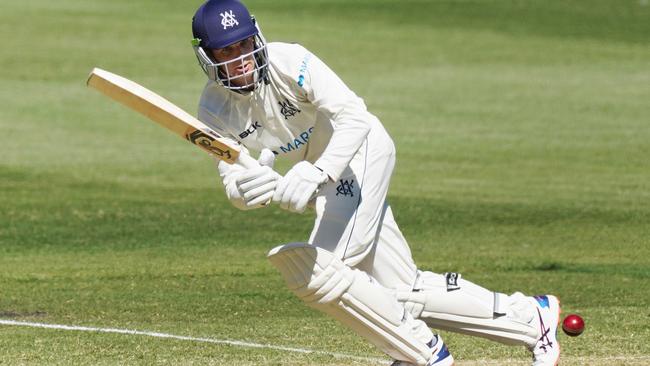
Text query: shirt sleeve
300 52 372 181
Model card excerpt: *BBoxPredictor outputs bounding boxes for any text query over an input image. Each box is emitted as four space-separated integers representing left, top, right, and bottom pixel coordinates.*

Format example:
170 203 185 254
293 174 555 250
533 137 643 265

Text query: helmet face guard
192 30 268 91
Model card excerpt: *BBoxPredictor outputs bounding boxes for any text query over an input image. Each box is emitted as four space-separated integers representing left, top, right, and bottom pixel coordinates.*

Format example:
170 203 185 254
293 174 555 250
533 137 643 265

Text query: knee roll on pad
397 271 539 346
268 243 433 365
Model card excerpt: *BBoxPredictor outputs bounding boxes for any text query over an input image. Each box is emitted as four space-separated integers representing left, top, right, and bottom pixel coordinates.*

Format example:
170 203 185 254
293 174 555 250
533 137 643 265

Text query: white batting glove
235 149 280 207
273 161 329 213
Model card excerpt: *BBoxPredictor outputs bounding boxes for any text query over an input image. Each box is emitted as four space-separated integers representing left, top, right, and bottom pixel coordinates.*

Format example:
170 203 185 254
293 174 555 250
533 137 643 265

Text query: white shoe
391 334 454 366
529 295 561 366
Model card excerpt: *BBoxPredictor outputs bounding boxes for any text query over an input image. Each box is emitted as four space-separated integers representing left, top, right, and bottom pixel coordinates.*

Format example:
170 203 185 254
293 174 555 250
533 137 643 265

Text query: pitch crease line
0 319 387 364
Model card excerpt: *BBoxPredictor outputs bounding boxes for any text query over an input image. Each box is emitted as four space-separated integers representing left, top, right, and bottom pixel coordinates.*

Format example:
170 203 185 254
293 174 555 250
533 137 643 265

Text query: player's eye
240 38 254 50
215 47 234 60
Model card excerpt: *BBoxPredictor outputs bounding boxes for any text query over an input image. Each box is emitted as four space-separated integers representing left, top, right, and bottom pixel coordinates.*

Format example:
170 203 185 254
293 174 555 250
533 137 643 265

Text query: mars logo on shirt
279 99 301 119
278 126 314 154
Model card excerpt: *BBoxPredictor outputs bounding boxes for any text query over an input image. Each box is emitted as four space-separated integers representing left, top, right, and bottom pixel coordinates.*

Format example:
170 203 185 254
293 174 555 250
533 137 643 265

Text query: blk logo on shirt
239 121 262 139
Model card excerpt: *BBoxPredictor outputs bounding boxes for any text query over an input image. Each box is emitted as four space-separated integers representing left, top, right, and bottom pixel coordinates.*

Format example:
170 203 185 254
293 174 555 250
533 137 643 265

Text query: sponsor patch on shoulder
297 53 312 87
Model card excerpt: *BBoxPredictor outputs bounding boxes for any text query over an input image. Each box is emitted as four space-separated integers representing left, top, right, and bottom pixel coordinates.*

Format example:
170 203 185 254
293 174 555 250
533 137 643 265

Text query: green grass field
1 0 649 364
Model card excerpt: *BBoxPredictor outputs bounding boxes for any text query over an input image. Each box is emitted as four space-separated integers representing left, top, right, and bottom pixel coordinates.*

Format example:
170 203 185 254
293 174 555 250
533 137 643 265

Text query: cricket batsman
191 1 561 365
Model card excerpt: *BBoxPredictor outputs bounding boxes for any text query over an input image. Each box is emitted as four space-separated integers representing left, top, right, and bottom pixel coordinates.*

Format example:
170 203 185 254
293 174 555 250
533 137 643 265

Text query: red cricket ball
562 314 585 336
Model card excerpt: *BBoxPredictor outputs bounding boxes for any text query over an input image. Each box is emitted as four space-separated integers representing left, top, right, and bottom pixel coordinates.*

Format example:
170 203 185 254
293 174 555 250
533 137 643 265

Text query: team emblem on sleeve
220 10 239 29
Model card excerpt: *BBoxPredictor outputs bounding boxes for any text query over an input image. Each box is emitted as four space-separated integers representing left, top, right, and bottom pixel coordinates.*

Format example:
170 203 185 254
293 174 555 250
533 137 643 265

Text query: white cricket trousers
309 122 417 292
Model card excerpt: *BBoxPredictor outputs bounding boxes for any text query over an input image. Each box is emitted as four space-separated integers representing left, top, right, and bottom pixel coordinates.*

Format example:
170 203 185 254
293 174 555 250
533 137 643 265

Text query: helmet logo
220 10 239 30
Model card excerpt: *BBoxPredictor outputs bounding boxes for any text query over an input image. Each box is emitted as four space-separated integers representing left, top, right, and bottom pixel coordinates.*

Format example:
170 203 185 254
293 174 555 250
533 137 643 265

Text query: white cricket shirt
197 42 384 181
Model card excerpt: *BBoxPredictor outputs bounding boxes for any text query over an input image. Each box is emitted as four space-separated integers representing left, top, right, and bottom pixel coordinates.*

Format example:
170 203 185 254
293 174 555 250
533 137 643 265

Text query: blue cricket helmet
191 0 268 91
192 0 257 49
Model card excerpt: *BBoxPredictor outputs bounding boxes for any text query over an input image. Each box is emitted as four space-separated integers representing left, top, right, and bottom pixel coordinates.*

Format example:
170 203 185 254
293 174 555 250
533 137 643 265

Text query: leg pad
398 271 539 346
268 243 434 365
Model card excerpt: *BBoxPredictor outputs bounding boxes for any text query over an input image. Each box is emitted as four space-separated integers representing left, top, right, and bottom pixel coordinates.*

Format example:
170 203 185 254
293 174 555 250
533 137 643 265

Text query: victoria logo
336 179 355 197
279 99 301 119
220 10 239 29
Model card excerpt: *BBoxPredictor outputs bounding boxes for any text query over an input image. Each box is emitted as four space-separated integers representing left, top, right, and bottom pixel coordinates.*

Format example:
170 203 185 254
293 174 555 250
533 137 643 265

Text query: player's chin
230 73 255 88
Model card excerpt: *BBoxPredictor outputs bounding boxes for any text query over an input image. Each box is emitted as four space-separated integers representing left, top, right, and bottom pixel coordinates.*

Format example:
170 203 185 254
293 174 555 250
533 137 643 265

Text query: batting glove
273 161 329 213
220 149 279 210
235 149 280 207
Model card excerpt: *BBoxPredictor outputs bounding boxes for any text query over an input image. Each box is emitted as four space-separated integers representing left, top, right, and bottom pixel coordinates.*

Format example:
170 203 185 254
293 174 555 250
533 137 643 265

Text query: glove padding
273 161 329 213
235 149 280 207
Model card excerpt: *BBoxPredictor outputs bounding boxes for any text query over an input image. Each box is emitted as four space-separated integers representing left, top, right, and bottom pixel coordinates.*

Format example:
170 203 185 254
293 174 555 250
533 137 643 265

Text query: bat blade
87 67 252 166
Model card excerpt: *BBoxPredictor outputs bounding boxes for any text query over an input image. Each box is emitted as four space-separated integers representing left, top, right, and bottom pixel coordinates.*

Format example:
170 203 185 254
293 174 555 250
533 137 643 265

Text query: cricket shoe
390 334 454 366
529 295 561 366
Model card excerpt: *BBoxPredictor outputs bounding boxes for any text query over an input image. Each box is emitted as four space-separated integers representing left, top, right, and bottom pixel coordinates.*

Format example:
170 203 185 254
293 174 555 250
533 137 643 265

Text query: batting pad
397 271 539 347
268 243 433 365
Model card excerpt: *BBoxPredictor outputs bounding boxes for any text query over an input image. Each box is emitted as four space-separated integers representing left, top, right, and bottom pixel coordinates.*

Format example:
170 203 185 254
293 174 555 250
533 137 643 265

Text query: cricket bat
86 67 257 168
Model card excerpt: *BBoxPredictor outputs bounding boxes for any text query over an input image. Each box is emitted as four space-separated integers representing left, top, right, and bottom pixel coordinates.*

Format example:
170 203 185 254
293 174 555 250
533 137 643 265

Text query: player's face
210 37 256 87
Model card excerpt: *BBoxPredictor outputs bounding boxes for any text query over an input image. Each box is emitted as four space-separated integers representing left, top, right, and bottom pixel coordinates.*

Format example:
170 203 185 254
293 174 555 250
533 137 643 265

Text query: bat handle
236 152 260 169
